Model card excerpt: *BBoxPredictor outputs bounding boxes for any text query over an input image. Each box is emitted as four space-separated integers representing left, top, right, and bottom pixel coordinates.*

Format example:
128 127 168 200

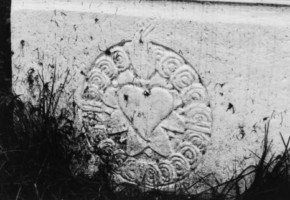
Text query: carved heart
118 85 174 141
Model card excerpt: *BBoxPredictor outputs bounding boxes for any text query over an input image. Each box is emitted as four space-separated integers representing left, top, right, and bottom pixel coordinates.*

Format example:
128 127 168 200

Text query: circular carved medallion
75 39 212 190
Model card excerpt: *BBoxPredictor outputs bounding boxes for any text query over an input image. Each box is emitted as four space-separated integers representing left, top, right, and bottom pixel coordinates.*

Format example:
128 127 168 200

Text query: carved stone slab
12 0 290 194
75 36 212 190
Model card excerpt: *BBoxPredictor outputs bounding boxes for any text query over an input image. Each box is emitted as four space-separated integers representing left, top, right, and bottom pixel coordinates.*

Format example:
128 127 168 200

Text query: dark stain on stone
51 19 59 27
83 47 89 55
238 124 246 140
139 37 143 44
104 48 111 56
198 76 203 84
143 90 150 97
226 103 235 113
215 82 226 89
139 29 144 44
81 71 86 76
252 123 257 133
20 40 25 48
263 117 269 121
27 68 35 89
124 94 128 102
94 18 99 23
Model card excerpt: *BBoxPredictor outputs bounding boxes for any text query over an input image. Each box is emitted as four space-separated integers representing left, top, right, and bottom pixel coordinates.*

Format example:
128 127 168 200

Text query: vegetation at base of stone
0 67 113 200
0 70 290 200
1 87 290 200
197 120 290 200
112 119 290 200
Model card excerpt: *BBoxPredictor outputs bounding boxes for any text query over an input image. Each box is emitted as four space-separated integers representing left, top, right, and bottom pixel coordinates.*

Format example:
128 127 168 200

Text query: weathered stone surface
12 0 290 194
74 33 212 189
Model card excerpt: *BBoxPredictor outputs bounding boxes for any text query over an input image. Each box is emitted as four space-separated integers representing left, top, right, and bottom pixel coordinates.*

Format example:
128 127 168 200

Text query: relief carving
74 27 212 190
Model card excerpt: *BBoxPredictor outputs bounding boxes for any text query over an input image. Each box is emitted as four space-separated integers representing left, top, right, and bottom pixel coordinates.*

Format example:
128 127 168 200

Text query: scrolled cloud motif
121 158 139 183
149 43 166 63
94 56 117 79
182 83 208 104
143 163 161 187
183 103 212 134
112 149 128 173
157 53 184 78
98 138 116 154
158 160 177 184
170 65 199 91
169 153 190 177
83 84 103 101
178 142 201 168
110 47 130 72
186 131 210 154
113 149 127 165
88 69 111 90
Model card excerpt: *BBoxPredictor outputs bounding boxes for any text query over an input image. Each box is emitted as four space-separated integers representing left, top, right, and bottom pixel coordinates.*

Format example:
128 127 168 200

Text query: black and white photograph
1 0 290 199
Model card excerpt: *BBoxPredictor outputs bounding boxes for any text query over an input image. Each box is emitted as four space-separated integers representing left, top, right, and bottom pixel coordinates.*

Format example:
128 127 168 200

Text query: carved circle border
75 40 213 189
